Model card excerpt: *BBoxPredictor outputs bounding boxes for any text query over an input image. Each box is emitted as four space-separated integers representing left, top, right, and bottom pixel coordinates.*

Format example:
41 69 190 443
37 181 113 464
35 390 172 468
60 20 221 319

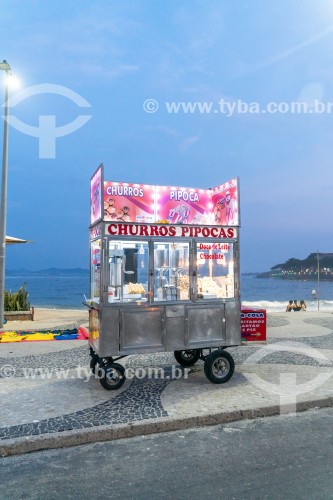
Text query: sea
4 272 333 312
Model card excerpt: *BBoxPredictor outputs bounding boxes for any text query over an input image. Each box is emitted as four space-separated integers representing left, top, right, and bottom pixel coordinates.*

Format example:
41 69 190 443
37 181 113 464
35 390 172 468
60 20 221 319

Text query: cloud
79 63 139 80
173 3 226 53
150 3 226 90
235 23 333 78
261 24 333 68
149 126 183 139
146 126 200 152
4 3 142 81
179 135 200 151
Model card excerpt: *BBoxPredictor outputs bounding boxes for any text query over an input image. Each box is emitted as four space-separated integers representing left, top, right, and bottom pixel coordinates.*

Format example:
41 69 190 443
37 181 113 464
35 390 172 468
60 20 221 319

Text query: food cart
87 164 241 390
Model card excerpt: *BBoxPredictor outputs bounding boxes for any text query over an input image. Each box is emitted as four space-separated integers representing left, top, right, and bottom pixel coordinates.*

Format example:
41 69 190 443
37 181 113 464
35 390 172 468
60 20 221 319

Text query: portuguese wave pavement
0 310 332 456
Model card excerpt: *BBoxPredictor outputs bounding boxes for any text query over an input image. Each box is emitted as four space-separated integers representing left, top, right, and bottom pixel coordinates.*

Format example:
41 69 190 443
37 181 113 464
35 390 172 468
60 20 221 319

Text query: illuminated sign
106 223 237 239
90 167 240 226
90 165 103 224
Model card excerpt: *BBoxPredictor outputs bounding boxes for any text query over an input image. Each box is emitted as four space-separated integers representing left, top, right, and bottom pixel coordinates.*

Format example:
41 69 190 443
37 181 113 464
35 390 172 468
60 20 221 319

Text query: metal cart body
88 165 241 389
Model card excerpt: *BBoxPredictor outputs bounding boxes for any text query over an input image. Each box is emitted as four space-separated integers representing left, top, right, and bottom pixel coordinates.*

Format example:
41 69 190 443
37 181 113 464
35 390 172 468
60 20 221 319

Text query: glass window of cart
91 239 101 301
196 242 234 299
108 240 149 302
154 242 190 301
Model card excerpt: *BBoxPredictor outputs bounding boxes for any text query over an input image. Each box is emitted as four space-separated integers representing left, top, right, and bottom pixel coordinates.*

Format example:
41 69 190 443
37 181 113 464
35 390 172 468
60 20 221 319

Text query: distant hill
271 253 333 271
257 253 333 280
6 268 89 276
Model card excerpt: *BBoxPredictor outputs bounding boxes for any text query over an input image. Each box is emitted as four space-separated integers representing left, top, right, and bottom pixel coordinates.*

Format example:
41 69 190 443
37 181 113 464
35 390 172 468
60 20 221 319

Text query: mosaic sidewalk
0 313 333 454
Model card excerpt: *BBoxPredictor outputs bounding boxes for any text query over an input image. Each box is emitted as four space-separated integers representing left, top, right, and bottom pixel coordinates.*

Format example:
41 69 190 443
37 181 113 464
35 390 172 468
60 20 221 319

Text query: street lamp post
317 249 320 312
0 59 11 328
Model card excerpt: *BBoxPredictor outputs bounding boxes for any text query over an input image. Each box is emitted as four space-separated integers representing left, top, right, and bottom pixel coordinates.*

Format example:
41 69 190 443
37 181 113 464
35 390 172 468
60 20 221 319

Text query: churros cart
87 164 241 390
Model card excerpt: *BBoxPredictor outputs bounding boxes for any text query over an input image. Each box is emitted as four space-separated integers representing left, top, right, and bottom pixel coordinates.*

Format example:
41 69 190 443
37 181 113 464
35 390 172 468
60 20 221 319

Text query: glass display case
90 238 101 301
153 241 190 301
91 238 237 305
107 240 149 302
196 242 234 299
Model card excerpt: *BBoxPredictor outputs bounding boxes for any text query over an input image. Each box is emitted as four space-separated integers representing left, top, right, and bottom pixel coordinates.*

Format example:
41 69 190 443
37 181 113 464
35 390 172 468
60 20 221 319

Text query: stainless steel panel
120 307 165 352
225 300 241 345
99 306 120 357
165 316 186 350
166 305 185 318
165 305 186 349
186 304 224 345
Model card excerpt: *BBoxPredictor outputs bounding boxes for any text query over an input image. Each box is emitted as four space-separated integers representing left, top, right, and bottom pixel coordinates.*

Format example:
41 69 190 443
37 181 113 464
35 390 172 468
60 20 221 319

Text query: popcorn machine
88 165 241 390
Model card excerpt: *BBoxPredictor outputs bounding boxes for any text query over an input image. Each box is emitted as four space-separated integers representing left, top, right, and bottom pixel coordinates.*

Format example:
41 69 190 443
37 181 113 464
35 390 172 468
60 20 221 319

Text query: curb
1 396 332 458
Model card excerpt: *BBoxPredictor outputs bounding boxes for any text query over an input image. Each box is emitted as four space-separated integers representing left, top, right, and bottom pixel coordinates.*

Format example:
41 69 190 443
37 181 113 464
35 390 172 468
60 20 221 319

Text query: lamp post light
0 59 11 328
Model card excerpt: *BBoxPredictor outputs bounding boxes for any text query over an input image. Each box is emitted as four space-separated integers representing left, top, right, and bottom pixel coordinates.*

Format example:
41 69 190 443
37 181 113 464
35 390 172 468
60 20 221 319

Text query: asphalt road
1 408 332 499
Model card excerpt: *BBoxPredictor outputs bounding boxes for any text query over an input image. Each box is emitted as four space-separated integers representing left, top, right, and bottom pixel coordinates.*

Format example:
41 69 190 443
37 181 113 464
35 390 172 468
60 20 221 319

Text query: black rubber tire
174 349 200 366
99 362 126 390
204 350 234 384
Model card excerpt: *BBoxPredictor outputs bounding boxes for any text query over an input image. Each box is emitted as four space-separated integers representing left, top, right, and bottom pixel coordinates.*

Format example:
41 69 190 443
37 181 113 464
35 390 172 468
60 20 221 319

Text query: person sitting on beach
286 300 293 312
293 300 301 312
300 300 307 311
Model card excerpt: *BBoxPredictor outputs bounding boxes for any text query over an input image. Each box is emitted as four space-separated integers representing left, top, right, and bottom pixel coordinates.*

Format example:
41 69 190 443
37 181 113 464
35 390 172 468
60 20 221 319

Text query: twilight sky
1 0 333 272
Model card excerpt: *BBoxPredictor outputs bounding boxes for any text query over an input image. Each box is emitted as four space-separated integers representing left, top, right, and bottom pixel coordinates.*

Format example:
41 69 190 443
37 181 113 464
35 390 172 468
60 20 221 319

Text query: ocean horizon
4 270 333 312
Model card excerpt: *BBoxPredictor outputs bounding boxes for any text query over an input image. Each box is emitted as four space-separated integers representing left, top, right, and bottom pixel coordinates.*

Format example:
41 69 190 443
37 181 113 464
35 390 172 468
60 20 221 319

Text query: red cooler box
241 307 266 343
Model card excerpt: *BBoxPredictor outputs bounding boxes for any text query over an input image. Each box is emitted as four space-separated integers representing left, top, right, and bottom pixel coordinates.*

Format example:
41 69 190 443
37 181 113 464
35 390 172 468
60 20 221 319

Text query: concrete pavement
0 309 332 457
2 408 332 499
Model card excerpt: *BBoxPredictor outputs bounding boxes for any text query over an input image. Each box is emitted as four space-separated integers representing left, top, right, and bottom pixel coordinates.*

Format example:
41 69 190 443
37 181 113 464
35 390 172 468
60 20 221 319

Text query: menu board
241 308 266 343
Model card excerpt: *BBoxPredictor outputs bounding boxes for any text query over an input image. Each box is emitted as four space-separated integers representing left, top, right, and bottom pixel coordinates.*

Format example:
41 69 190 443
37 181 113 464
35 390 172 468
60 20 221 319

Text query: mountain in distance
257 253 333 280
6 268 89 276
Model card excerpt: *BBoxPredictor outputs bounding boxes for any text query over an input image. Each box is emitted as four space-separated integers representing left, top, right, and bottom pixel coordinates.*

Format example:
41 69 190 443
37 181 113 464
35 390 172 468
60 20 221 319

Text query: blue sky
1 0 333 272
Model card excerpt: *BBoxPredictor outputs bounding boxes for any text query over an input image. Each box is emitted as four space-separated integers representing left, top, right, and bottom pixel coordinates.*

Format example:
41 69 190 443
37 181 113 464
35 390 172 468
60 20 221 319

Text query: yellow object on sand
0 331 25 342
0 331 55 342
22 333 55 341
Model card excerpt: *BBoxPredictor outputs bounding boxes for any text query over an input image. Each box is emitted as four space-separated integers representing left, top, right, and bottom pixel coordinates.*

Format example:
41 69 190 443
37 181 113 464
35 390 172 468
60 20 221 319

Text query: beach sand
2 307 89 332
0 308 89 355
2 307 332 335
0 307 332 361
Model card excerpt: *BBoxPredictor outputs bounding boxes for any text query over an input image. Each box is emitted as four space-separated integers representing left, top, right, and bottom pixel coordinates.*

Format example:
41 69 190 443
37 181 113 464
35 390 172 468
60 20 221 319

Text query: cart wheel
174 350 200 367
99 362 126 390
204 350 234 384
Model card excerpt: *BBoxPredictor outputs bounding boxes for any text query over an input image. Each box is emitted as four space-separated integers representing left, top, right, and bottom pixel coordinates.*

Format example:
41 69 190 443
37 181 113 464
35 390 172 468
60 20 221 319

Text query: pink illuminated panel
104 182 156 223
210 178 239 226
155 186 213 225
90 165 102 224
100 177 239 226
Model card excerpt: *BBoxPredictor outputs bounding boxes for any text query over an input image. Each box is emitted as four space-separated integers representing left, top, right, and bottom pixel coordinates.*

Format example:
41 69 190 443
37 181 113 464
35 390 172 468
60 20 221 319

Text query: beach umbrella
5 235 32 245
